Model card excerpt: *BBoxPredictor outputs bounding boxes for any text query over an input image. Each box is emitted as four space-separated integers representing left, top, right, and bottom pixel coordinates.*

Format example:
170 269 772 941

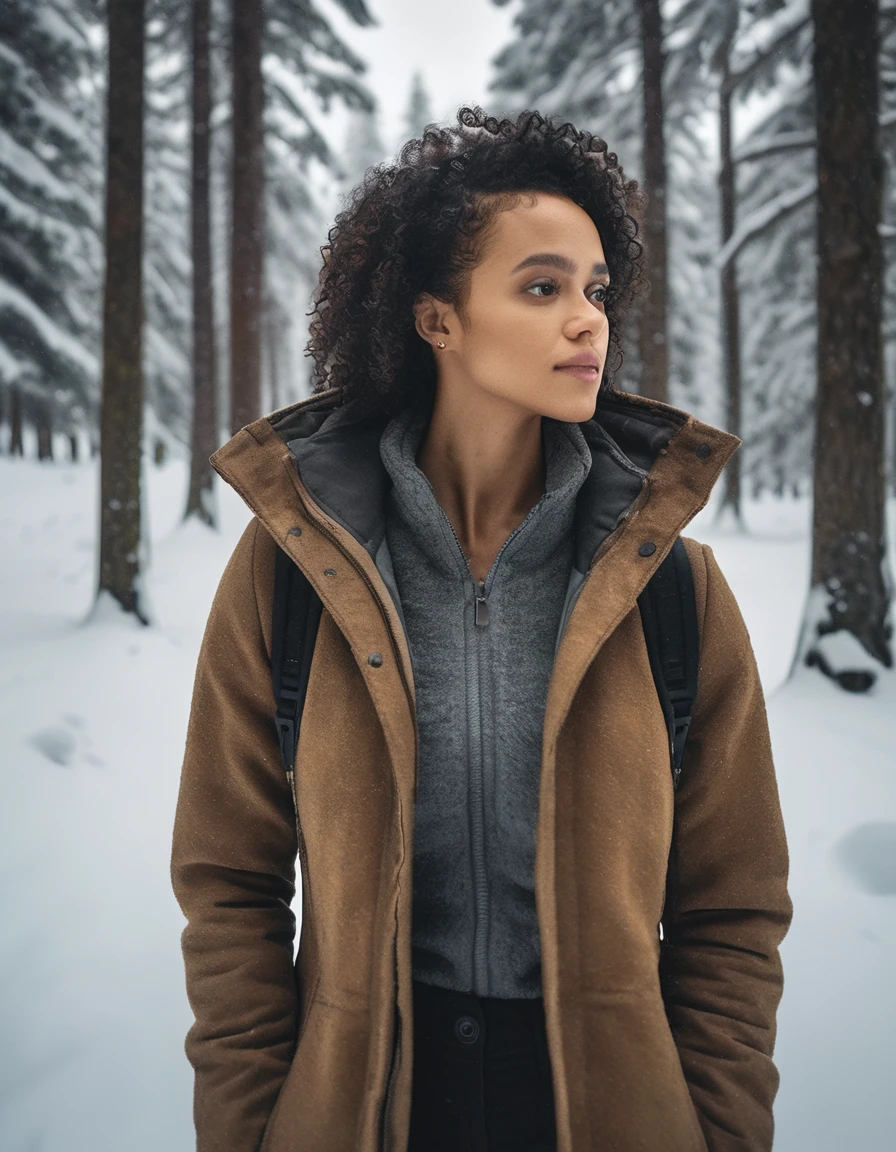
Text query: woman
171 107 792 1152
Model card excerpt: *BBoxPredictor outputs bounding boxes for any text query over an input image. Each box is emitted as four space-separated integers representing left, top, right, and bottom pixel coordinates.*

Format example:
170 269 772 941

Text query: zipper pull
474 583 489 627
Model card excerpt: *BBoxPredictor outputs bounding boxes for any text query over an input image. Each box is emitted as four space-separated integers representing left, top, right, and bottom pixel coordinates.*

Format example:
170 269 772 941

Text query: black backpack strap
638 535 700 958
637 535 700 792
271 545 323 783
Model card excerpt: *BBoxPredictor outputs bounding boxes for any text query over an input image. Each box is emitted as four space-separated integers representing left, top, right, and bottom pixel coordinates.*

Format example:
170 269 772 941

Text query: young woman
171 107 792 1152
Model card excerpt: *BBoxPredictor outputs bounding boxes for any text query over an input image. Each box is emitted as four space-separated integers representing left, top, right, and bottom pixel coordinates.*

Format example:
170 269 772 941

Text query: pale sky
322 0 522 155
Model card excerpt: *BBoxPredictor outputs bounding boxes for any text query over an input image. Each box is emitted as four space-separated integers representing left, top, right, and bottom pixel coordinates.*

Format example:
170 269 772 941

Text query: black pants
407 978 557 1152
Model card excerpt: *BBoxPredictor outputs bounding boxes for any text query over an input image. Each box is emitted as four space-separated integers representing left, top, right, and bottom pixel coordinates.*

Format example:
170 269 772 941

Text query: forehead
485 192 606 263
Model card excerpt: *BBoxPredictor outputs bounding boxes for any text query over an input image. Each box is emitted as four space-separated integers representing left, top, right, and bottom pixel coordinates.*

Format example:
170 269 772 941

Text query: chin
535 385 600 424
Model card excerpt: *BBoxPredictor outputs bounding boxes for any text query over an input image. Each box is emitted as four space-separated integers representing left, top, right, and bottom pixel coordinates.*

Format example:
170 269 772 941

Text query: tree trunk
716 30 744 529
9 384 24 456
185 0 218 527
229 0 264 435
69 433 79 462
97 0 147 623
637 0 669 404
36 402 53 460
795 0 892 688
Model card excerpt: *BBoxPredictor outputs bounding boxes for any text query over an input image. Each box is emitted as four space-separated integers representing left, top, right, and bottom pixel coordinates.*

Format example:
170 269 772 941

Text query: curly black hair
304 105 647 422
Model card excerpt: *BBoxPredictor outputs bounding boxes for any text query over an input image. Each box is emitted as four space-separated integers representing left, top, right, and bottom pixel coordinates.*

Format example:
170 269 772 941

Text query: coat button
454 1016 479 1044
368 652 383 667
695 443 711 459
638 541 657 557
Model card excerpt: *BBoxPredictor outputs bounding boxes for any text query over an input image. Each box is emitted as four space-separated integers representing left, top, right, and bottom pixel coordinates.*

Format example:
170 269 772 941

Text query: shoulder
210 517 281 663
678 535 749 653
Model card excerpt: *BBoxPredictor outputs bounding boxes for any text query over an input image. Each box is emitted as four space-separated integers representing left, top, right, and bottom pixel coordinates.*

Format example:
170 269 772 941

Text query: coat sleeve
170 517 299 1152
662 539 793 1152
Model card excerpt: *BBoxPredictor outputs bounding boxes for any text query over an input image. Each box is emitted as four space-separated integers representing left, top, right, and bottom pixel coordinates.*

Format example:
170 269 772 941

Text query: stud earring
436 341 446 349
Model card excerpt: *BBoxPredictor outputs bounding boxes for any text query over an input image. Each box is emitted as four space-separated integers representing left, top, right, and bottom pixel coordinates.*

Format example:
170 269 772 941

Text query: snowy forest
1 0 894 1149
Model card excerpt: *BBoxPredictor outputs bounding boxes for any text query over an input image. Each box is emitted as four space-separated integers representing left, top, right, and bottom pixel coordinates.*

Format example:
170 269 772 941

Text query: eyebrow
510 253 610 279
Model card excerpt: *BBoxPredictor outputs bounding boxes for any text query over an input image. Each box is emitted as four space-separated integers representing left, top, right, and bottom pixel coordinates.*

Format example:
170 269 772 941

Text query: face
414 191 611 423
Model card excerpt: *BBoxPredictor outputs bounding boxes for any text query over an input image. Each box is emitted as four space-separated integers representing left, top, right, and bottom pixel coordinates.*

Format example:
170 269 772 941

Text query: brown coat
170 388 793 1152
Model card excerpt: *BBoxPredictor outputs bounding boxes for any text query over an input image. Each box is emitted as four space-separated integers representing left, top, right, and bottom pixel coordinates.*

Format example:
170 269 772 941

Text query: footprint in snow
28 726 77 766
832 822 896 896
28 715 102 768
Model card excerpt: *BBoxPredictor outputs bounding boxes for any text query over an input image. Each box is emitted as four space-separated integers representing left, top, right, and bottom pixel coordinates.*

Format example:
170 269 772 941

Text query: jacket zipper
434 499 544 992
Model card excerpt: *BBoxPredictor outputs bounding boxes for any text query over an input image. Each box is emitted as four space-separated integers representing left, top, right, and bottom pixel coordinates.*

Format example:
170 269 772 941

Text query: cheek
471 315 551 386
466 301 543 369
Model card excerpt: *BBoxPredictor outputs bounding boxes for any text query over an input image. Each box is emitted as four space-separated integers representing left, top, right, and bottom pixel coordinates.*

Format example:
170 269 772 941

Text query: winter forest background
1 0 895 1149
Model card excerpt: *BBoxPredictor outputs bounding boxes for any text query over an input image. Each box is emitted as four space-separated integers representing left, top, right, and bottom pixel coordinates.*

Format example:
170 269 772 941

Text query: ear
413 292 451 346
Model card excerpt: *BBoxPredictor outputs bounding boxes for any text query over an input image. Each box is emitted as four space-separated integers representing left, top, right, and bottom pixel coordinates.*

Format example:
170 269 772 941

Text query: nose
563 296 608 343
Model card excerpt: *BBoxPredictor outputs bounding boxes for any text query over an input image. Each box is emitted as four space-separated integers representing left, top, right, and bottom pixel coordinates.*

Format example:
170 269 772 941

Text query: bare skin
412 191 610 584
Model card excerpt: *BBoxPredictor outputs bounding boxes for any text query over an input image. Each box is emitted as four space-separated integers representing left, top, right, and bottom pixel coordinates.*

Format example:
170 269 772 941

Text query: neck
414 383 547 555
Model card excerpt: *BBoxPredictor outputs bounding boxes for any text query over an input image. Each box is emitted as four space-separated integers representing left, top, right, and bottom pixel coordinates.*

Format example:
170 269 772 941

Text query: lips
555 364 599 381
554 353 602 372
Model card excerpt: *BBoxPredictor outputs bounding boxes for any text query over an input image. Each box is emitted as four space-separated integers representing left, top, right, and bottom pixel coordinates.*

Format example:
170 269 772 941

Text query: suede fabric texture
170 387 793 1152
379 408 592 998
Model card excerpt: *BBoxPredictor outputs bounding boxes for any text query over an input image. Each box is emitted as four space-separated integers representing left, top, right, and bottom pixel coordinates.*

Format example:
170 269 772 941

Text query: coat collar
209 384 740 586
208 385 740 721
248 386 740 578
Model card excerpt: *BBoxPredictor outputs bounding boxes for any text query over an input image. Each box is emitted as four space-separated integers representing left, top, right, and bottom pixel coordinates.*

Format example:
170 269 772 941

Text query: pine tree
0 0 102 458
879 6 896 495
144 0 193 450
263 0 376 408
729 34 816 500
186 0 219 526
96 0 148 623
660 0 810 525
794 0 893 688
229 0 377 431
638 0 670 403
229 0 264 434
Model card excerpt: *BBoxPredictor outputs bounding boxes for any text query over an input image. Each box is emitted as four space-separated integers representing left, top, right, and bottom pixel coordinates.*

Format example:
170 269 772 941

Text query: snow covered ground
1 437 894 1151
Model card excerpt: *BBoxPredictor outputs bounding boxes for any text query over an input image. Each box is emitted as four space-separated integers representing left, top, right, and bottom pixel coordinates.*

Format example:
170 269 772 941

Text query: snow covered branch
733 130 815 165
714 179 816 270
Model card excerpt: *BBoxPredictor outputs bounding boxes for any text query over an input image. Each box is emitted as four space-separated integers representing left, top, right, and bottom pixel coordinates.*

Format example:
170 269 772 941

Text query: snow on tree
0 0 103 458
221 0 378 425
144 0 193 448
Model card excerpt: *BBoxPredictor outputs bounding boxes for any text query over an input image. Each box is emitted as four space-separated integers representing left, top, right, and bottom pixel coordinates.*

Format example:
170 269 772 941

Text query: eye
526 278 559 298
526 278 610 303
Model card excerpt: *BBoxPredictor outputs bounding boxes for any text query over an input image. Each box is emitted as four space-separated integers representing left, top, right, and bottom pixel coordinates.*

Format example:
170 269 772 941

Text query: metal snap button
287 526 303 536
695 443 712 460
368 652 383 667
638 541 657 557
454 1015 479 1044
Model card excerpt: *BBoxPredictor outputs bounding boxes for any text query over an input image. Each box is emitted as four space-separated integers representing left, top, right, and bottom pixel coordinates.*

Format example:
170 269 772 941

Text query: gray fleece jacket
377 409 592 999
